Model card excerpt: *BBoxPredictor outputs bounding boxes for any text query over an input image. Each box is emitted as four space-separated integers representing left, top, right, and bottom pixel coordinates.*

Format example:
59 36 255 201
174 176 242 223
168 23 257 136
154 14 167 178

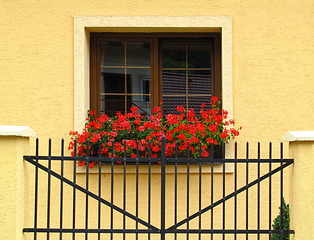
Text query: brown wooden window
90 33 221 117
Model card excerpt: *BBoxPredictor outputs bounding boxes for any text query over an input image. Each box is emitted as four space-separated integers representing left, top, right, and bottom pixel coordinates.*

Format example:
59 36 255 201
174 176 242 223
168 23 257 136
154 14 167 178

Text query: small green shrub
271 198 290 240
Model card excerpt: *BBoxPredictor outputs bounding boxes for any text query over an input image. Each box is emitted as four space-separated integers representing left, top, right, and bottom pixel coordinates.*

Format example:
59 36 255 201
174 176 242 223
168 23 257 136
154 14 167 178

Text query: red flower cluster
68 97 241 167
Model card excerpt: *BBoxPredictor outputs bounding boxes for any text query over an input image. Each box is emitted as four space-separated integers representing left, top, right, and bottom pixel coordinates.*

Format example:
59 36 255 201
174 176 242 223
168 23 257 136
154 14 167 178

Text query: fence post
0 125 35 240
283 131 314 240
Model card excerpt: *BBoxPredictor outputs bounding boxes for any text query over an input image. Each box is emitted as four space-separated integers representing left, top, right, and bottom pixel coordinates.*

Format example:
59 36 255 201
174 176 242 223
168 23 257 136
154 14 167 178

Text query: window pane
126 42 150 67
101 95 125 116
101 68 125 94
162 70 186 95
188 96 212 114
100 41 124 66
126 68 151 116
188 70 211 95
161 41 215 115
142 78 150 103
162 96 186 115
126 68 151 94
162 44 186 68
188 44 211 69
128 97 151 117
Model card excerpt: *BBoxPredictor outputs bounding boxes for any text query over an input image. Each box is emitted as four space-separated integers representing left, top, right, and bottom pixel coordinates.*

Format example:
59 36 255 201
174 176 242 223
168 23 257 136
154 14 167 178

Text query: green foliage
271 198 290 240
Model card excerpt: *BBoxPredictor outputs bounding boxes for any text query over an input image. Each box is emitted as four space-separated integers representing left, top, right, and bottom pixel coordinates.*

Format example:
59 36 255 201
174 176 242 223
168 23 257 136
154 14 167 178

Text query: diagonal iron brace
166 159 293 232
24 156 160 232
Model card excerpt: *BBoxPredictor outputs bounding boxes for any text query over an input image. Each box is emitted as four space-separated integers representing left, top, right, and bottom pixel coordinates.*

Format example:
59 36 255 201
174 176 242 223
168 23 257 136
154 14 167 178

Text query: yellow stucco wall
286 137 314 240
1 0 313 148
1 0 313 239
0 136 29 239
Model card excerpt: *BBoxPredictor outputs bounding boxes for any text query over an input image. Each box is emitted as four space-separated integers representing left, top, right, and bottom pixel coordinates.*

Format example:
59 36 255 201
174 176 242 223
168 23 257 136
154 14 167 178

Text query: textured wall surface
288 139 314 239
0 0 313 238
0 136 30 239
1 0 313 150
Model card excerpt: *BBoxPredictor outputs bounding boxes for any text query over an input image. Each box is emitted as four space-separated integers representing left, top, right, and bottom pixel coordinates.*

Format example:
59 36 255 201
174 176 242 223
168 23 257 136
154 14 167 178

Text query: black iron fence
23 137 294 239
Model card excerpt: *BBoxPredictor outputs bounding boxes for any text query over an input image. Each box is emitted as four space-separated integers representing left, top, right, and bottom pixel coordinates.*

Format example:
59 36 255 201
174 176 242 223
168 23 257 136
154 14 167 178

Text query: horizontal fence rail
23 137 294 240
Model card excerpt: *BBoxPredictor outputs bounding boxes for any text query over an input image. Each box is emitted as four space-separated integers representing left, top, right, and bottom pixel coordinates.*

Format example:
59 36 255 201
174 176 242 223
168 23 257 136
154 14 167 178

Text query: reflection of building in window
142 78 150 103
162 72 212 115
97 40 151 116
90 33 221 117
100 72 131 116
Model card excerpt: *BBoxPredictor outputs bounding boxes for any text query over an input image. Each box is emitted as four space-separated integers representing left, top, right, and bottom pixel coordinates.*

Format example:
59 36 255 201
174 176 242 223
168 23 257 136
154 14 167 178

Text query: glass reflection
162 44 186 68
162 70 186 95
126 42 150 67
188 70 211 95
100 41 124 66
188 44 211 69
162 96 186 115
101 68 125 94
101 95 125 116
126 68 150 94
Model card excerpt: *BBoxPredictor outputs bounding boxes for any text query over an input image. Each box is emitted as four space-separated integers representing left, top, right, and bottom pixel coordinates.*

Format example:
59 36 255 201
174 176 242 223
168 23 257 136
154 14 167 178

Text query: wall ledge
283 131 314 142
0 125 36 138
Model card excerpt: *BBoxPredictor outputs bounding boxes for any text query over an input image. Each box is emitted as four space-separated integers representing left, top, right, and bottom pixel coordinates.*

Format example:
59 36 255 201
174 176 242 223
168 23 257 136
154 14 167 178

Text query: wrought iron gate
23 137 294 239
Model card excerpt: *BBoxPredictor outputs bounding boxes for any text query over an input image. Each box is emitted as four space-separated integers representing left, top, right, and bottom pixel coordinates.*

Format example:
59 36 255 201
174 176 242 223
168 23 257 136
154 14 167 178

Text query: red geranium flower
69 96 241 166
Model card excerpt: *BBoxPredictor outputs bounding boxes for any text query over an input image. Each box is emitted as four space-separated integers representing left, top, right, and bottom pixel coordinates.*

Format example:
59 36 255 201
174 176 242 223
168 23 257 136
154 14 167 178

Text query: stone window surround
73 16 233 172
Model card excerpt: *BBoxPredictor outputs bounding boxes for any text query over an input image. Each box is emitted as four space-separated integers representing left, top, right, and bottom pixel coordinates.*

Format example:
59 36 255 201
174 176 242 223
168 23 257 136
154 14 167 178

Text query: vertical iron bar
258 142 261 240
175 141 178 240
199 142 202 240
136 141 139 240
234 142 237 240
269 142 272 240
280 142 283 240
60 139 64 240
85 140 89 240
187 141 190 240
73 140 77 240
34 138 39 240
160 135 166 240
123 140 126 240
111 140 114 240
47 139 52 240
223 142 226 240
246 142 249 240
98 140 102 240
210 143 214 240
148 141 151 240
